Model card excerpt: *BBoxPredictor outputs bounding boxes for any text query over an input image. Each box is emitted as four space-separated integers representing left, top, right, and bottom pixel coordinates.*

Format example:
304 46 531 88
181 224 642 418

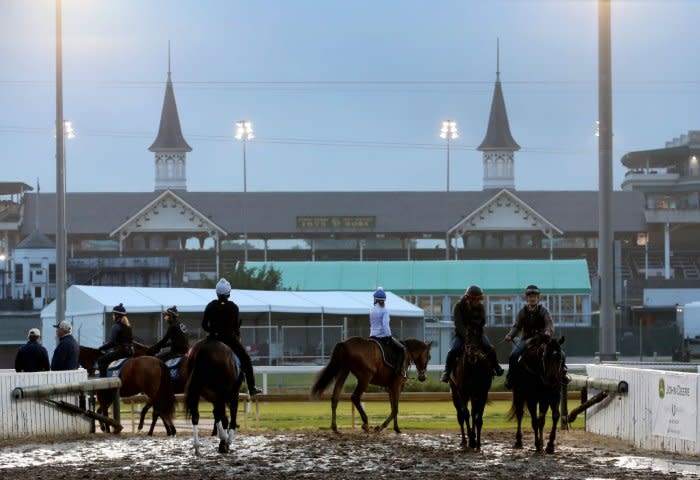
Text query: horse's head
463 342 486 366
540 336 565 385
404 339 432 382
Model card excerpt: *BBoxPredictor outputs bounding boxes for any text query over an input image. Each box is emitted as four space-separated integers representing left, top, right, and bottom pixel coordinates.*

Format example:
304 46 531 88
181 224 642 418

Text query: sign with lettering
296 216 376 230
652 373 697 441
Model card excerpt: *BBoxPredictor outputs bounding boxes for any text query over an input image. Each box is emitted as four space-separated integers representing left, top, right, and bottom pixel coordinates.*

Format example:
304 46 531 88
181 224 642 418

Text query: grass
121 399 585 432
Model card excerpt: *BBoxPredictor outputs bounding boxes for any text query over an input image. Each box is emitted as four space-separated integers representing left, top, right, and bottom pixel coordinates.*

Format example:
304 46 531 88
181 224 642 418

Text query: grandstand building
1 64 699 364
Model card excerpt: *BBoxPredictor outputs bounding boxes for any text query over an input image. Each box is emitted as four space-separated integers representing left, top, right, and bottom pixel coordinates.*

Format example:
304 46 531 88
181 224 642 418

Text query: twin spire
150 43 191 191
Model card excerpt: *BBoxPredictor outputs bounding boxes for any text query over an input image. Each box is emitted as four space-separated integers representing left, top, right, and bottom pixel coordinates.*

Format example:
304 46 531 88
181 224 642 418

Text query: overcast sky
1 0 698 193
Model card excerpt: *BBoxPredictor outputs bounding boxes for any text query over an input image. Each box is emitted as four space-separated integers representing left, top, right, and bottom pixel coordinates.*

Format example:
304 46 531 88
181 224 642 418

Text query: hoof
219 440 229 453
545 445 555 454
512 442 523 449
362 424 370 432
393 428 402 434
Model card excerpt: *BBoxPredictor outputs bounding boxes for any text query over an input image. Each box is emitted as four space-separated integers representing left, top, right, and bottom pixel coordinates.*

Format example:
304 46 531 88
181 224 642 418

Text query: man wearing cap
51 321 80 371
202 278 262 396
15 328 50 372
149 306 190 362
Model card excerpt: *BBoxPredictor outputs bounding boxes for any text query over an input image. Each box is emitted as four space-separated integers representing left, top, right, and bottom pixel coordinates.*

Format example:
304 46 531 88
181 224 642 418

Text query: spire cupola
479 40 520 190
150 44 191 191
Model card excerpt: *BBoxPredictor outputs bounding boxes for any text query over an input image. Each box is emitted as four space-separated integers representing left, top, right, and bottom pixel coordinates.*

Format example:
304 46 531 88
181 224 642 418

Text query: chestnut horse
310 337 432 433
95 355 177 435
509 335 566 453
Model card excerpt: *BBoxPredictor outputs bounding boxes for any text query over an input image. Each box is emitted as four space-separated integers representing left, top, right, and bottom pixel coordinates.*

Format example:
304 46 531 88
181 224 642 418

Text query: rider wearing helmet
504 285 563 389
97 303 134 377
202 278 262 396
150 306 190 362
440 285 504 383
369 287 407 378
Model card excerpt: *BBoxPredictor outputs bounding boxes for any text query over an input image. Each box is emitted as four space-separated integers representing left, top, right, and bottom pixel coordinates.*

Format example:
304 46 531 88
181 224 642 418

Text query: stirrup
248 386 263 397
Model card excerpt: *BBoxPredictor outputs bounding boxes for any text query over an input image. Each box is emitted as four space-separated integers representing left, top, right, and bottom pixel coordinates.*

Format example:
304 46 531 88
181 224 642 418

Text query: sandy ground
1 428 699 480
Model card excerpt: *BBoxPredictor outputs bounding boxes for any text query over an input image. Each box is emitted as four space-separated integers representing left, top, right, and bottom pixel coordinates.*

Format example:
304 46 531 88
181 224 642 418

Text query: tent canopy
41 285 425 317
247 259 591 295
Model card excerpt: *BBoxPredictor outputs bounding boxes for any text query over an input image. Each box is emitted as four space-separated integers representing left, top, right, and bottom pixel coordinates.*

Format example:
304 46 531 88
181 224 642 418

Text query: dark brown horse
448 338 493 450
310 337 432 433
96 355 177 435
509 335 566 453
184 338 243 455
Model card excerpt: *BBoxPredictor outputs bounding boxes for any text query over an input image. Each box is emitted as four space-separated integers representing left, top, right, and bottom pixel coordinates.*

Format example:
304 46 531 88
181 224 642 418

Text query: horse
138 354 189 435
448 337 493 450
184 338 243 455
310 337 432 434
509 335 566 453
95 355 177 435
78 341 150 377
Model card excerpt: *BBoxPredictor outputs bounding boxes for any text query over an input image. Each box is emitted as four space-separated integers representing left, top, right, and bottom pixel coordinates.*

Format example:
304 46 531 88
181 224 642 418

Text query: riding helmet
216 278 232 296
373 287 387 301
525 285 541 296
112 303 127 316
165 305 179 318
465 285 484 300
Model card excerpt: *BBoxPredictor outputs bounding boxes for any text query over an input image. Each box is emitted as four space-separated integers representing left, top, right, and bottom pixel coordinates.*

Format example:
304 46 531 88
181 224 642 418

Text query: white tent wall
41 285 424 365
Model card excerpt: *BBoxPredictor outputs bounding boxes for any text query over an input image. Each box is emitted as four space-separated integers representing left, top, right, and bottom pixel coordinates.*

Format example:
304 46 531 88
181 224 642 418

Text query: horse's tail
507 390 524 421
155 360 176 418
184 354 202 419
310 342 346 399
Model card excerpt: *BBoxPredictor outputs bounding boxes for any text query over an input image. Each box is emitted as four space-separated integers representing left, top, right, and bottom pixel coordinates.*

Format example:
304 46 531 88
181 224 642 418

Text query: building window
49 264 56 283
14 264 23 283
34 286 42 298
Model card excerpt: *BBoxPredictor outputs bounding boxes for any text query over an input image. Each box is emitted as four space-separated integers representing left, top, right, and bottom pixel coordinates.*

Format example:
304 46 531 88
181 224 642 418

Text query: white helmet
216 278 231 296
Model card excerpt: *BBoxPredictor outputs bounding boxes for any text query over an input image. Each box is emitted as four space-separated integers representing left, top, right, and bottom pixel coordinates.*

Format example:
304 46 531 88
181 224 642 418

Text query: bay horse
448 337 493 450
509 335 566 453
138 354 189 435
310 337 432 434
95 355 177 435
184 338 243 455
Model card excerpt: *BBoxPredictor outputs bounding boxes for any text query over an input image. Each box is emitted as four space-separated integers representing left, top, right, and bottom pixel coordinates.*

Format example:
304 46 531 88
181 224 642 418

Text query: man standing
51 320 80 371
15 328 50 372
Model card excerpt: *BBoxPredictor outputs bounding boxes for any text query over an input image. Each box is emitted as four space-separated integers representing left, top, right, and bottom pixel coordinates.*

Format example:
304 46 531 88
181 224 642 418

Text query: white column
664 222 671 279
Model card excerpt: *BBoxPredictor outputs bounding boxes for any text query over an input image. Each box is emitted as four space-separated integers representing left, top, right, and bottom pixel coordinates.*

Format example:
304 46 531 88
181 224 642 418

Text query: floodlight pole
55 0 67 325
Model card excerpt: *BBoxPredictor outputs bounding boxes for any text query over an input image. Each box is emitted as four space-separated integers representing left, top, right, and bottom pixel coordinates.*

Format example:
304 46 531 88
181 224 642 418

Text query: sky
1 0 699 193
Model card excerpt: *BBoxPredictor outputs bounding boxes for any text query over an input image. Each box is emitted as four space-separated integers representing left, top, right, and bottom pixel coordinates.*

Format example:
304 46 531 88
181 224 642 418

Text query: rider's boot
440 348 456 383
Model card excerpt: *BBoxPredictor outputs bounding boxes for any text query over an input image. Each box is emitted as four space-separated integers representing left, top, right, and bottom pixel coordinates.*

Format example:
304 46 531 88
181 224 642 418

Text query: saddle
106 357 130 377
369 337 402 370
165 355 186 381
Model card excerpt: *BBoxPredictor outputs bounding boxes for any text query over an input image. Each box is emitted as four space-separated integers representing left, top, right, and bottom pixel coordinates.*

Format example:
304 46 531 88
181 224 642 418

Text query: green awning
247 260 591 295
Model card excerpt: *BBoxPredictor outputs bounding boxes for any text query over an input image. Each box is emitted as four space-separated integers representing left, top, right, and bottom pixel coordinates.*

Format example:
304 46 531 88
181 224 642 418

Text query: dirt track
1 429 699 479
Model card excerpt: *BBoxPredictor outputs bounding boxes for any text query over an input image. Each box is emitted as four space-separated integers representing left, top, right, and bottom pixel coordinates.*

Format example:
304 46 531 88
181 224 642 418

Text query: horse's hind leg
138 402 152 432
350 378 370 432
513 397 524 449
330 370 349 433
528 401 542 452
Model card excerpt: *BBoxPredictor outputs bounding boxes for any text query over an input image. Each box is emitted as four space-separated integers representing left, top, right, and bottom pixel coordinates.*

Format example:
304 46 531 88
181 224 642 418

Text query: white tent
41 285 424 355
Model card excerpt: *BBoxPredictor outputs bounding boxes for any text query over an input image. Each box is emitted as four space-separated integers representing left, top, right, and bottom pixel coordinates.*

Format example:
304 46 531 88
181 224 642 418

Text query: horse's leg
148 411 159 436
513 394 524 449
226 384 240 446
527 399 541 452
330 370 349 433
452 391 467 446
474 398 485 451
138 401 152 432
213 400 229 453
376 382 400 433
465 402 475 449
546 396 560 454
350 377 370 432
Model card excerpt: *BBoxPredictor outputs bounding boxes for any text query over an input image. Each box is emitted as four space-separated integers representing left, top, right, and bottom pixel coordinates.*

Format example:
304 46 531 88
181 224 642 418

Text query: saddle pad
107 357 129 371
165 356 184 369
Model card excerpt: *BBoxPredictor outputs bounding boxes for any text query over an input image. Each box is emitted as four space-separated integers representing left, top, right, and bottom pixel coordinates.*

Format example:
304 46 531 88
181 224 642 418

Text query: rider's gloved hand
504 334 513 342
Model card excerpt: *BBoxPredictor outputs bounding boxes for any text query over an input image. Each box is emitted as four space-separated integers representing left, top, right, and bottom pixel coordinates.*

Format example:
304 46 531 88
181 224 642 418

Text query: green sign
296 216 376 230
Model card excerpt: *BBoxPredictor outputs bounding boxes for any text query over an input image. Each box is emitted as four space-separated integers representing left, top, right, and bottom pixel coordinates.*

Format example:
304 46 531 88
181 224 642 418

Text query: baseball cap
27 328 41 339
53 320 72 333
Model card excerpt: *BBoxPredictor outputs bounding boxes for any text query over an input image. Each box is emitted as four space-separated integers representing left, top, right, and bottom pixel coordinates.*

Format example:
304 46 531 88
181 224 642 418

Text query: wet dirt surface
1 429 699 479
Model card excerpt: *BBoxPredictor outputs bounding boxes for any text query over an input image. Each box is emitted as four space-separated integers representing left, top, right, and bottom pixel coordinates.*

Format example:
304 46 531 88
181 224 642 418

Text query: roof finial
167 40 172 78
496 37 500 80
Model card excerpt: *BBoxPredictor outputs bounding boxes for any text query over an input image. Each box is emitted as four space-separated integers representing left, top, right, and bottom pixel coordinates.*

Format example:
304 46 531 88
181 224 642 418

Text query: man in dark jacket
202 278 262 396
440 285 504 382
150 306 190 362
15 328 50 372
51 320 80 371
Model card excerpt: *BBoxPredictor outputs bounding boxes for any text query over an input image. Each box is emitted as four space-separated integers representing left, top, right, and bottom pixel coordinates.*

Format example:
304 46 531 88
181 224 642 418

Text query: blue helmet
373 288 386 301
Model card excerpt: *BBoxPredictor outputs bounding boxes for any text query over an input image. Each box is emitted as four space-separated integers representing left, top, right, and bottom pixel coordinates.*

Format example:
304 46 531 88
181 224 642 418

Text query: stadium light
235 120 254 263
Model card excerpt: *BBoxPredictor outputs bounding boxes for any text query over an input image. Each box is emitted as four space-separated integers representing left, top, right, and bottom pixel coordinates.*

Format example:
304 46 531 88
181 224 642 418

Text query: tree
207 263 282 290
